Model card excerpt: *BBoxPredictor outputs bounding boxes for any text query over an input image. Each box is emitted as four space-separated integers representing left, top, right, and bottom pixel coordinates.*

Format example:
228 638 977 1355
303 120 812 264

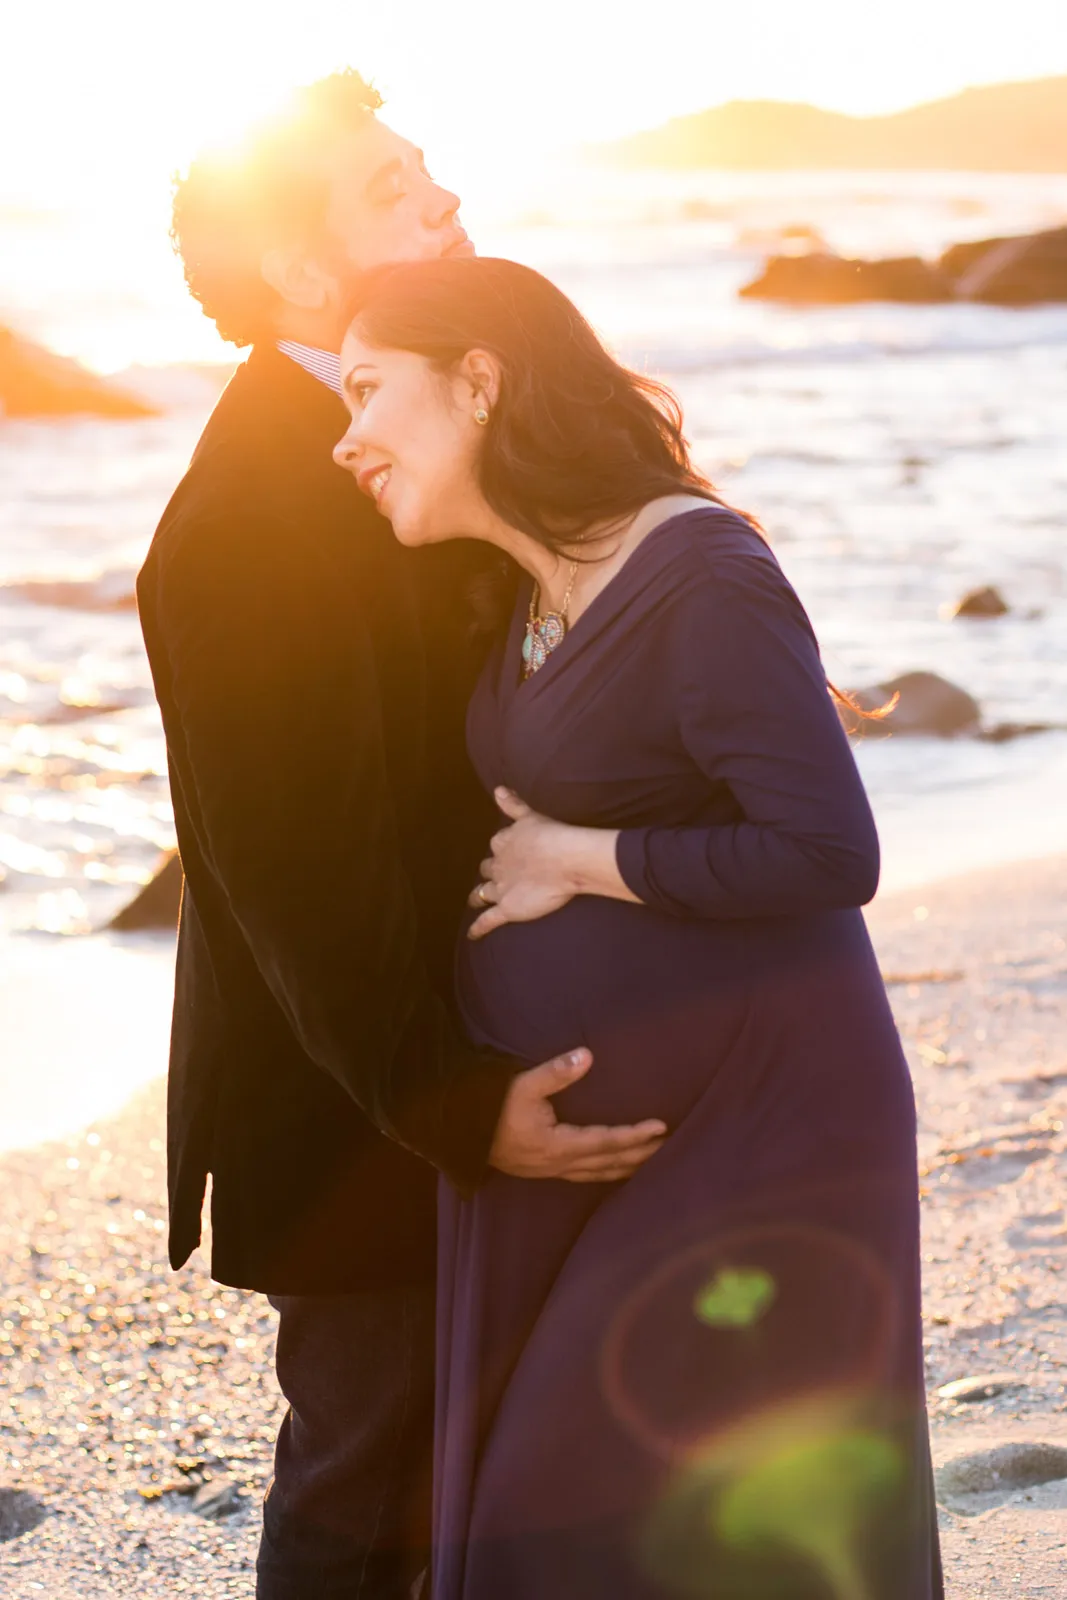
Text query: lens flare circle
600 1222 898 1462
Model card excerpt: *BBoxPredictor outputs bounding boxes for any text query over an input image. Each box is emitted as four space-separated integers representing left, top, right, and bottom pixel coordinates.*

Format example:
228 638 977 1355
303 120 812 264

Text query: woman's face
333 328 488 545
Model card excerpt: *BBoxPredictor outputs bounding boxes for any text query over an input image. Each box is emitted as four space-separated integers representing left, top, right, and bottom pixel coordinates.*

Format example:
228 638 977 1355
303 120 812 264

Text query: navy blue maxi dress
434 508 942 1600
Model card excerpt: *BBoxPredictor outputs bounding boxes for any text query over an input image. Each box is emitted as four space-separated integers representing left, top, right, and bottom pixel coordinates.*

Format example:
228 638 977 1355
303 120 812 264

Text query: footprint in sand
1006 1070 1067 1103
929 1133 1053 1189
1006 1209 1067 1249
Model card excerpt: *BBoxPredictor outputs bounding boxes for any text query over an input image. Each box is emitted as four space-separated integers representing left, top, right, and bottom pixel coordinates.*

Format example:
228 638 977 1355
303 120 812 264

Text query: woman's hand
467 789 582 939
467 788 636 939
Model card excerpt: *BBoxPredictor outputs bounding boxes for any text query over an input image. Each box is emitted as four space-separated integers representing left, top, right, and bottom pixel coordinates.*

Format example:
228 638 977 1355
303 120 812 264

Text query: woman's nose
333 431 363 471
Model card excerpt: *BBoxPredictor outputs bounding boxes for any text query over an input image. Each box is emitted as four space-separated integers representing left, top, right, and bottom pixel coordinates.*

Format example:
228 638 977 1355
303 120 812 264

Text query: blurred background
1 0 1066 1146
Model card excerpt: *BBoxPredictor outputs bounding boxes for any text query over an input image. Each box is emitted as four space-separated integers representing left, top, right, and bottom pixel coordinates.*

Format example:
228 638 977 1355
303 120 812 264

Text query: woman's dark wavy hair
344 256 740 557
344 258 883 720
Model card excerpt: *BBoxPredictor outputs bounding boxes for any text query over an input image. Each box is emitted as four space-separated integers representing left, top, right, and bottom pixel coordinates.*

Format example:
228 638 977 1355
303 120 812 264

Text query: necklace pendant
540 612 566 650
522 610 567 679
523 563 578 680
526 626 548 673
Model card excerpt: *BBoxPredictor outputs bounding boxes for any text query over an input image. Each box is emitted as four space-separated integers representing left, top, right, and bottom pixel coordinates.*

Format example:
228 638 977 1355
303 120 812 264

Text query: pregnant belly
456 898 905 1135
456 897 757 1130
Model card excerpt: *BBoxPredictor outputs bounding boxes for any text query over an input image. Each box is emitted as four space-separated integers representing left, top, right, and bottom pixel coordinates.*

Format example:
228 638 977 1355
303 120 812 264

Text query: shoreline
856 731 1067 898
0 931 176 1155
0 852 1065 1594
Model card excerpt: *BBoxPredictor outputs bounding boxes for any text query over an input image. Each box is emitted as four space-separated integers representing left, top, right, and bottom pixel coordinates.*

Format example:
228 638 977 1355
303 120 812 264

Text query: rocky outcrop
108 852 183 931
741 253 952 304
840 671 981 738
7 569 138 612
741 226 1067 306
0 327 158 420
941 227 1067 304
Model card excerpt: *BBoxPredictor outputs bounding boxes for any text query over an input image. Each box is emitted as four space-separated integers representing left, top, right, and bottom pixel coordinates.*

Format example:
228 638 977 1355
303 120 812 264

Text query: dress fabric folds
433 508 943 1600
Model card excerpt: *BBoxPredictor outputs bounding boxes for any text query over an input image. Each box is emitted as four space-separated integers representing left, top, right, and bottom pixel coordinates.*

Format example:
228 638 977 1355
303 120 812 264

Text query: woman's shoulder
642 503 818 662
651 502 785 593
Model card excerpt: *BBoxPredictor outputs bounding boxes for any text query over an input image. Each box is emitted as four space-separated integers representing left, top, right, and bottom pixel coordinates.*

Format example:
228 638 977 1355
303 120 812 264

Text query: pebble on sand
937 1374 1027 1404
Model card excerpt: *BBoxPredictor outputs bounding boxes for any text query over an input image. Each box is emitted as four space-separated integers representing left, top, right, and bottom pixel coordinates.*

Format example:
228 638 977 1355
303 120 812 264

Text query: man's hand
489 1048 667 1183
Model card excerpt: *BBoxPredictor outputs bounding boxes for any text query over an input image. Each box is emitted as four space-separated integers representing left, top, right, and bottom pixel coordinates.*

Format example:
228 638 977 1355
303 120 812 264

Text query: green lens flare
714 1428 903 1600
694 1267 777 1328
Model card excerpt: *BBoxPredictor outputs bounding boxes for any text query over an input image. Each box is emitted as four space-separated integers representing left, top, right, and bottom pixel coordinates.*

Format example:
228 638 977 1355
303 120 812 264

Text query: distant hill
595 77 1067 172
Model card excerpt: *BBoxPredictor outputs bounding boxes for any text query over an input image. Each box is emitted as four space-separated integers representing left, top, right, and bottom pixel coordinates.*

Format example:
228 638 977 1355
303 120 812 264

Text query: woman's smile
357 462 393 507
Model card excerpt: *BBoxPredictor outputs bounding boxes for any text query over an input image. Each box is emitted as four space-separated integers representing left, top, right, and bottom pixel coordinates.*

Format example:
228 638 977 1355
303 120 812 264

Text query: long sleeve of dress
145 510 513 1193
615 533 880 918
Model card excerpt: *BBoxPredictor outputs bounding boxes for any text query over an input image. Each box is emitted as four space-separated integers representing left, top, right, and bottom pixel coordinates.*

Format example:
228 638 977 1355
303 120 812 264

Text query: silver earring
474 407 489 426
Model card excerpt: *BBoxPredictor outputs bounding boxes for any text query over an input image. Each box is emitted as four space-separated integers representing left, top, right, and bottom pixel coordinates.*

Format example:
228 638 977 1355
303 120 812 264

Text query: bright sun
3 0 1065 212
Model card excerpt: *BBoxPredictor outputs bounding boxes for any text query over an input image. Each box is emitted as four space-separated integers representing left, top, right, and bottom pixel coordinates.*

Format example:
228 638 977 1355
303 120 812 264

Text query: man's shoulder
145 376 372 578
142 462 289 599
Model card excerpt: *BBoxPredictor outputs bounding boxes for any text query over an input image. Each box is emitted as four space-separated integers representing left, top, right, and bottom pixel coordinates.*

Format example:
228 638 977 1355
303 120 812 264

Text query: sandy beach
0 852 1065 1596
2 19 1065 1597
874 852 1067 1595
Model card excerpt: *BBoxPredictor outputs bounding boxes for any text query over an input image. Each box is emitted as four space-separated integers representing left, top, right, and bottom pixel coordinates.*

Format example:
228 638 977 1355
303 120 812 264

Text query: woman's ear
457 348 502 412
261 247 334 311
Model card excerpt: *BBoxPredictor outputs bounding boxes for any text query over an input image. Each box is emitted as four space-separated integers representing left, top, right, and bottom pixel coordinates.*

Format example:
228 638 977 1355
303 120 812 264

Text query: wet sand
0 854 1065 1596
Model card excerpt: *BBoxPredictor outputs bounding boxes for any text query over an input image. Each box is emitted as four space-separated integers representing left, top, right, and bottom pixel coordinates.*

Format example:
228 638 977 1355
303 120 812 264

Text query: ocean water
1 166 1066 941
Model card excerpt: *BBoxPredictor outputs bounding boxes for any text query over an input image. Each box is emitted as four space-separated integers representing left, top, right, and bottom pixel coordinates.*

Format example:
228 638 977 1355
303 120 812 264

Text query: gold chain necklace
522 560 579 679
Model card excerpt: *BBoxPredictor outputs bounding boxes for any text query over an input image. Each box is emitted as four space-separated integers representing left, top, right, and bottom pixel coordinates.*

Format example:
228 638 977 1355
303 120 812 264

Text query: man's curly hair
171 70 382 348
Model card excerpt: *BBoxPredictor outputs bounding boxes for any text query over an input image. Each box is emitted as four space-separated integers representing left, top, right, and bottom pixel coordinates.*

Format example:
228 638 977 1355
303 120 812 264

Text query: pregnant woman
333 258 942 1600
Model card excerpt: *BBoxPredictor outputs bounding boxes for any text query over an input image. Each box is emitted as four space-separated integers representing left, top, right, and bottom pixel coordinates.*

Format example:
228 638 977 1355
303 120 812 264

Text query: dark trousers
256 1284 436 1600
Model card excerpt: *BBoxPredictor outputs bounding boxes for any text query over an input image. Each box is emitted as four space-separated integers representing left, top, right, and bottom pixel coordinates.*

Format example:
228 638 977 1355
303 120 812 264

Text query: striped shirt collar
277 340 345 399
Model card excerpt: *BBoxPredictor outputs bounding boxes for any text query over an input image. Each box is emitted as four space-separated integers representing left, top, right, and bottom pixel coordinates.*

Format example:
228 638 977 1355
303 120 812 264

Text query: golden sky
2 0 1066 206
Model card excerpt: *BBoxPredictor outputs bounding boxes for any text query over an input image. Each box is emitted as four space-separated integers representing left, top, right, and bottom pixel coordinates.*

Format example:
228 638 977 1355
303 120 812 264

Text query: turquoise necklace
522 560 579 679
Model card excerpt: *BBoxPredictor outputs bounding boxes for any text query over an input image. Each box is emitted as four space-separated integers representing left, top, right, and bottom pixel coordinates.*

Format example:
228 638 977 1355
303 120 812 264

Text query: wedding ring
475 883 493 906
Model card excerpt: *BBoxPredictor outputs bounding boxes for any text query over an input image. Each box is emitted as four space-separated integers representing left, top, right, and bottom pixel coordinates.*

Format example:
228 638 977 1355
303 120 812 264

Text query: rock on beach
937 1441 1067 1502
0 327 158 420
841 670 982 738
840 668 1060 743
949 585 1010 620
937 1373 1026 1404
108 853 184 932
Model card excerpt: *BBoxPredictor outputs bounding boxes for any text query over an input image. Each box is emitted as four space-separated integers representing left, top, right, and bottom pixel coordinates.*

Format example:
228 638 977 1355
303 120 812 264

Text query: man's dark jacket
137 345 512 1294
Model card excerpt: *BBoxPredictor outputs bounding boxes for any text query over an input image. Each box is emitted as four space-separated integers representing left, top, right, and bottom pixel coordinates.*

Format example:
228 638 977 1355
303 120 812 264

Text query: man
138 71 663 1600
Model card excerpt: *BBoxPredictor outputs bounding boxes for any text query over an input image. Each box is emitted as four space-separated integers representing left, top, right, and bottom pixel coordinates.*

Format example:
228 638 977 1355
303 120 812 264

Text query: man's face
324 119 474 276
